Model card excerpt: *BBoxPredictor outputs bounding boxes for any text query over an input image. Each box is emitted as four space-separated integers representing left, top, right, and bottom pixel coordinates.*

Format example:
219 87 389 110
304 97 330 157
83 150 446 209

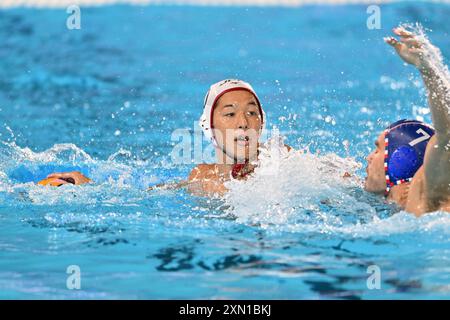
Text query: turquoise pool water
0 2 449 299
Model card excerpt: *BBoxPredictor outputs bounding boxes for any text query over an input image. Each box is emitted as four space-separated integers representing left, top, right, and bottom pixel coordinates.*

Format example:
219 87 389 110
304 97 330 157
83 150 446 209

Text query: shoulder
187 164 228 196
188 164 220 181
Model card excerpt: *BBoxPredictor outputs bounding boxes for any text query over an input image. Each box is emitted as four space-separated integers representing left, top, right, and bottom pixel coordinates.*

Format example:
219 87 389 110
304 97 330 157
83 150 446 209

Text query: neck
387 183 411 208
213 150 234 178
215 148 258 179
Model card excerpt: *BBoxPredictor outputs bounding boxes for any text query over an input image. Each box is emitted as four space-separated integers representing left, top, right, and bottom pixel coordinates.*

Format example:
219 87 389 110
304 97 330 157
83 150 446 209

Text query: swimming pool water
0 2 449 299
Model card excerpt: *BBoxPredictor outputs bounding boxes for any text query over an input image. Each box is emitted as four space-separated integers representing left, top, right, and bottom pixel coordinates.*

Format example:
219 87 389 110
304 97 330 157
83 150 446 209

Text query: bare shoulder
188 164 219 181
187 164 227 196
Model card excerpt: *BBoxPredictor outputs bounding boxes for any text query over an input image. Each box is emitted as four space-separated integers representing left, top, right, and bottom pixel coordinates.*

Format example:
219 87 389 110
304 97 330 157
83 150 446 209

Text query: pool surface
0 1 449 299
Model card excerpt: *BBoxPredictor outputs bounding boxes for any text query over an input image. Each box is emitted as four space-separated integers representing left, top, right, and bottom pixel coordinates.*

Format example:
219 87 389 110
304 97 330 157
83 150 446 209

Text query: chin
226 143 257 163
234 147 250 161
235 153 248 164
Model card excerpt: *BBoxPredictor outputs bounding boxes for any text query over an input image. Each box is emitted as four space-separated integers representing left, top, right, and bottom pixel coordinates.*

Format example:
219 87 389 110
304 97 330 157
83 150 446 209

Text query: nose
237 112 249 130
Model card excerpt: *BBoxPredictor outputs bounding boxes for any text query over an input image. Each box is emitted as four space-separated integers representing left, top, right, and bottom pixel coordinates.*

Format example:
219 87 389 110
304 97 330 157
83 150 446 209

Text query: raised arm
420 65 450 205
386 26 450 207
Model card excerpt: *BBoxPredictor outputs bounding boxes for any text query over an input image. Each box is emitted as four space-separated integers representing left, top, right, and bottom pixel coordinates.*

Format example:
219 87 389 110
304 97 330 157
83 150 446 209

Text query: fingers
47 171 79 179
384 36 406 54
401 37 422 48
47 172 66 178
384 36 399 47
51 178 70 186
388 26 425 48
41 171 90 186
59 177 76 184
385 26 429 69
384 36 423 58
393 26 413 38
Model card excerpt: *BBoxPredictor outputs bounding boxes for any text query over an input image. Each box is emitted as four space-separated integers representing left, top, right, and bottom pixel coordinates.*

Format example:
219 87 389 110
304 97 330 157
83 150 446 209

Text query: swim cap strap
384 130 414 195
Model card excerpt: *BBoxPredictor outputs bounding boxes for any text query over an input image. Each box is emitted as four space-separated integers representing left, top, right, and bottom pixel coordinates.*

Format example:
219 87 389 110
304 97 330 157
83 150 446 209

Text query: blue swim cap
384 119 435 193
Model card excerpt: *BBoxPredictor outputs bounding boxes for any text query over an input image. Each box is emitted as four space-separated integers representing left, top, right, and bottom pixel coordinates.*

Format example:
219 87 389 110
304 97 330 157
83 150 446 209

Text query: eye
225 112 235 117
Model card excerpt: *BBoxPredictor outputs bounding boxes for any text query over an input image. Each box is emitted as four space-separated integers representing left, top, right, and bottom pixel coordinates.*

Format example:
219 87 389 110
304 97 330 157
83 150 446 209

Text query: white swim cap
199 79 265 146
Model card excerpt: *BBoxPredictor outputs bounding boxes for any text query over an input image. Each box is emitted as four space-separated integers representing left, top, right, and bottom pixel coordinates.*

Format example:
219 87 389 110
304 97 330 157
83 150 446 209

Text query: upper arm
420 134 450 208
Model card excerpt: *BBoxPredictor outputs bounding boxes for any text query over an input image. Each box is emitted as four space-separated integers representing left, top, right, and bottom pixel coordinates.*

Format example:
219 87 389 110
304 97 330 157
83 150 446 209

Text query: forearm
420 65 450 140
148 180 189 191
420 67 450 197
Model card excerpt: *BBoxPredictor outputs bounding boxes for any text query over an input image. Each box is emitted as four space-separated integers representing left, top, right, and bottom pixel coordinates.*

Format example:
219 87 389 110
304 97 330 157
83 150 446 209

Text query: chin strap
231 161 249 179
221 142 260 179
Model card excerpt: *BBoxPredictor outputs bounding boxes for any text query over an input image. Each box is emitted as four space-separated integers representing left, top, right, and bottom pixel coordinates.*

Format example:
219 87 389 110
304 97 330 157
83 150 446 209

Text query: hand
45 171 91 186
384 26 438 71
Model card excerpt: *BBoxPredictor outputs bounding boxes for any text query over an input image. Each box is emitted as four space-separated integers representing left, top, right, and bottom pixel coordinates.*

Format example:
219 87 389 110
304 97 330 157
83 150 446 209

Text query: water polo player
364 27 449 215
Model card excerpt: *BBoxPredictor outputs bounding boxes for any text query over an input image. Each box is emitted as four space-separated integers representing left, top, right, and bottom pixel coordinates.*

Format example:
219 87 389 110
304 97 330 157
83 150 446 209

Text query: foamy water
222 131 450 237
2 125 449 238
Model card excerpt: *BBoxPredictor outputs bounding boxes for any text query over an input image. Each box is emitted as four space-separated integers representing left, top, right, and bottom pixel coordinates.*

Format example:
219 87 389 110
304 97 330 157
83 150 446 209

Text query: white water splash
0 141 94 170
107 148 133 162
223 130 450 236
335 210 450 237
0 139 160 202
223 131 369 228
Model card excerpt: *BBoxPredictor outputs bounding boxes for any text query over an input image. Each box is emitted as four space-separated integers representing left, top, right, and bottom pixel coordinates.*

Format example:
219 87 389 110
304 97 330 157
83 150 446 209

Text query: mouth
234 135 250 146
